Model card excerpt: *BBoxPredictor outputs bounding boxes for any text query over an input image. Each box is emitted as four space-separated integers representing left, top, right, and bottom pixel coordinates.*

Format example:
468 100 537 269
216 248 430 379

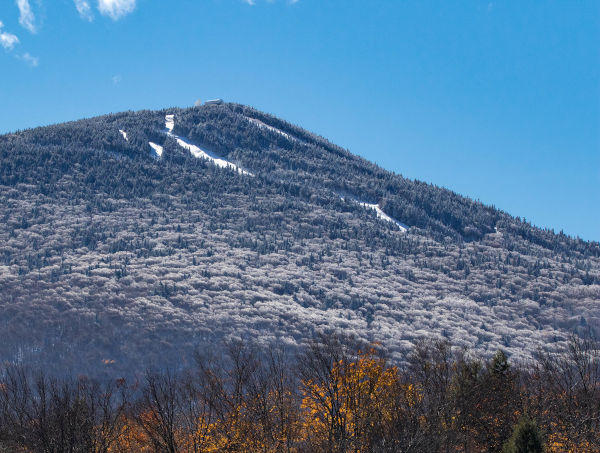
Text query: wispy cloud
1 20 37 66
112 74 122 85
16 0 36 33
19 51 39 66
98 0 136 20
0 21 20 50
74 0 94 21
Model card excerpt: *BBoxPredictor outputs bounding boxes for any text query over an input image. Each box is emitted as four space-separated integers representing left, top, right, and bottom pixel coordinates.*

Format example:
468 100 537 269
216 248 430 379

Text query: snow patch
165 114 174 134
341 195 408 231
149 142 163 159
119 130 128 141
246 117 304 144
175 136 252 175
360 202 408 231
164 114 253 176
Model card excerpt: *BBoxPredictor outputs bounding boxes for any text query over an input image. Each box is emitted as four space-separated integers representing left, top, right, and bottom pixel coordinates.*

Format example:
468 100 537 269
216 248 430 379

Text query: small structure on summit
204 99 224 106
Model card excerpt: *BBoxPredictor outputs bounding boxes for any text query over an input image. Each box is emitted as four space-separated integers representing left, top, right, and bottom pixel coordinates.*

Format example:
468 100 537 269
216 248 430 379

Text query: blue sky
1 0 599 241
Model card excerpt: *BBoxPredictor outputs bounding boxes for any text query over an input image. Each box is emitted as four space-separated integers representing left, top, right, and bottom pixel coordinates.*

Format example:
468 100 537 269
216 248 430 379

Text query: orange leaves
547 431 599 453
300 348 404 452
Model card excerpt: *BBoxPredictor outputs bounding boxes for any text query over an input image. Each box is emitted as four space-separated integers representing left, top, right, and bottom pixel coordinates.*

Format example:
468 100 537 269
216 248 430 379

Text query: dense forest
0 334 598 452
0 102 599 376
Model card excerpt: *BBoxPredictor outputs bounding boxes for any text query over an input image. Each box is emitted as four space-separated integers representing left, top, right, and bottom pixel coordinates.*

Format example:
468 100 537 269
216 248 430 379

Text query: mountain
0 102 598 377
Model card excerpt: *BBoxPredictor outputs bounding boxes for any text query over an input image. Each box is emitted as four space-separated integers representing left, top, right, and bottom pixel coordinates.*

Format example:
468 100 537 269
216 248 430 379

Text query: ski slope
359 202 408 231
340 195 408 231
246 117 305 144
149 142 163 159
165 115 174 134
164 114 253 176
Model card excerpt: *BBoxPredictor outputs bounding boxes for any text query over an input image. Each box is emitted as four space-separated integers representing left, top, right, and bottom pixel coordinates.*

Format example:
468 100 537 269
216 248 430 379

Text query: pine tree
502 416 544 453
490 350 510 376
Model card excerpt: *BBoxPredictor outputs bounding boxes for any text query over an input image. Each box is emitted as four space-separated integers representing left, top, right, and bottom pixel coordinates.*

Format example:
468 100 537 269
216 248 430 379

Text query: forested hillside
0 102 598 376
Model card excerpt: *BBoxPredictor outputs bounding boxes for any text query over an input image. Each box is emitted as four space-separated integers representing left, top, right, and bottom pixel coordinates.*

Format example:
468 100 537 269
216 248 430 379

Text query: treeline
0 335 598 452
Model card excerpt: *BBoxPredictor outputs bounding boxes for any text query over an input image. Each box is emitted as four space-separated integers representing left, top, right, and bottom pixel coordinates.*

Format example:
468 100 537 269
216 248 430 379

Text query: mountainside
0 102 598 376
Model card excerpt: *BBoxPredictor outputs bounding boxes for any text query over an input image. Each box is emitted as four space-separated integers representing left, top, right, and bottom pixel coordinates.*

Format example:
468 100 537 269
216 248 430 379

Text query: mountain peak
0 103 598 376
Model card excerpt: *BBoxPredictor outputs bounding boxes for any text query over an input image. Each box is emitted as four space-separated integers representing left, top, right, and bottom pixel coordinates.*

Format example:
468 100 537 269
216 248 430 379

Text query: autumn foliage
0 335 598 452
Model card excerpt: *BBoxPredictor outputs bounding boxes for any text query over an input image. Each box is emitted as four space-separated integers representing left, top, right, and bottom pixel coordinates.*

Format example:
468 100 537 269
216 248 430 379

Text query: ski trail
245 117 305 144
340 195 408 231
164 114 253 176
149 142 163 159
165 115 174 134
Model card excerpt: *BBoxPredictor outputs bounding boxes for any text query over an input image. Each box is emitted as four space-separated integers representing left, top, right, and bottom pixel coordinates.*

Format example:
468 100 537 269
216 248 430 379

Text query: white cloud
19 52 38 66
97 0 136 20
74 0 94 21
0 21 20 50
16 0 36 33
112 74 122 85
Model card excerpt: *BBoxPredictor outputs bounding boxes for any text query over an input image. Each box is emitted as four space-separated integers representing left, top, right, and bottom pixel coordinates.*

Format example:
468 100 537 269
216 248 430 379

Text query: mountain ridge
5 103 597 248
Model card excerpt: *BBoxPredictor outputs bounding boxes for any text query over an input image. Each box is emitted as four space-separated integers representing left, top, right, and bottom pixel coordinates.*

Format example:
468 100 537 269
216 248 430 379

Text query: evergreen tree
490 350 510 376
502 416 544 453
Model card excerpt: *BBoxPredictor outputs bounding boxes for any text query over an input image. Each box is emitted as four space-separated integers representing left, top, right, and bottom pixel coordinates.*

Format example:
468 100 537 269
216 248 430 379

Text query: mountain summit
0 102 598 376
